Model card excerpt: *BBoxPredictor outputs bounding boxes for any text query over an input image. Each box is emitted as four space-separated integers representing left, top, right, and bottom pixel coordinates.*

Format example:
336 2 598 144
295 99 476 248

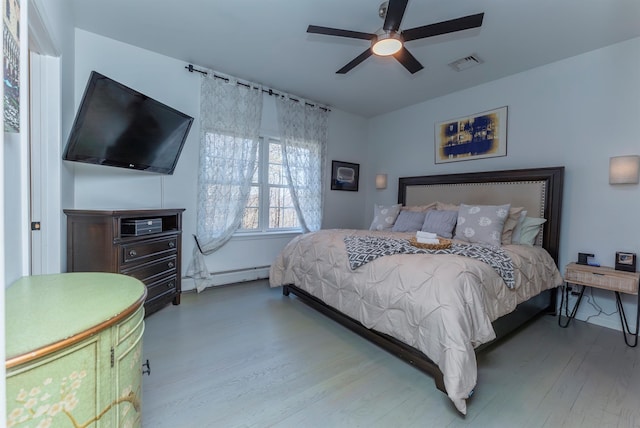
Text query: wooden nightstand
559 262 640 347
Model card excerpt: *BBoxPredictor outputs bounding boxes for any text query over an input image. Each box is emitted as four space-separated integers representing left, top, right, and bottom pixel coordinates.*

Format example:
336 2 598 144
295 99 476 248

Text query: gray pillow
421 210 458 238
391 210 427 233
369 204 402 231
454 203 511 247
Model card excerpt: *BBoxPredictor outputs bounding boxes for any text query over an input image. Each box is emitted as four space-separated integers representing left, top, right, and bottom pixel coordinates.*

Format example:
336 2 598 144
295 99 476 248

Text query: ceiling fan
307 0 484 74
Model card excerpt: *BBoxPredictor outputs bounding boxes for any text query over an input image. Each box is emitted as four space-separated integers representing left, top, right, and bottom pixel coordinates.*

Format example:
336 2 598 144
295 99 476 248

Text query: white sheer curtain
187 72 263 292
276 96 329 232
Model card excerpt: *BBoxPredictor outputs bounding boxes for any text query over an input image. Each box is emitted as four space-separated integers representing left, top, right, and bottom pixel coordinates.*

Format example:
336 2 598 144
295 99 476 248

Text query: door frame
29 0 62 275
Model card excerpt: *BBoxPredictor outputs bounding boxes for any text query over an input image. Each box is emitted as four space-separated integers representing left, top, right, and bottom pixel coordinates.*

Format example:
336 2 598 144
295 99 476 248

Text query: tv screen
63 71 193 175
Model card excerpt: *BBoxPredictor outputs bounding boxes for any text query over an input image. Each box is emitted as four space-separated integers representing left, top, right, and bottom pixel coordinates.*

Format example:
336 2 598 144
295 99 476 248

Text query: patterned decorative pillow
369 204 402 231
391 210 427 232
454 203 511 247
421 210 458 238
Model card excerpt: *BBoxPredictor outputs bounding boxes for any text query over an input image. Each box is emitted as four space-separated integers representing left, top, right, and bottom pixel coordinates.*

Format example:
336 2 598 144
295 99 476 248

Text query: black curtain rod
185 64 207 75
185 64 330 112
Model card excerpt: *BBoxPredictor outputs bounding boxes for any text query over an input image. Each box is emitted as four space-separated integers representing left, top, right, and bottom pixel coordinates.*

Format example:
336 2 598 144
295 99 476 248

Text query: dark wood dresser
64 208 185 317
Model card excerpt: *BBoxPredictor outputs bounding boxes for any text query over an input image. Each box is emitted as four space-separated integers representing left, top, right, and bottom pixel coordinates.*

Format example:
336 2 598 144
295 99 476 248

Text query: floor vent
448 54 483 71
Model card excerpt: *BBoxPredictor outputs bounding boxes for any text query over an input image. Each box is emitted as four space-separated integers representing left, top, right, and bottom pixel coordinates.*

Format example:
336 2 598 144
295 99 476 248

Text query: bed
269 167 564 414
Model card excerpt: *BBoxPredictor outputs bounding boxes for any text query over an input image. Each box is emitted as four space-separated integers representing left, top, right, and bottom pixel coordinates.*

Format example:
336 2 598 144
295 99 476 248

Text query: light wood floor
141 280 640 428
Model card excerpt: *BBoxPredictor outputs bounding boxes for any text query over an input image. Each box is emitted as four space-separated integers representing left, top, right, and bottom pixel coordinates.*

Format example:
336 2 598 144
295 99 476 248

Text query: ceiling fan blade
402 13 484 42
383 0 409 32
394 47 424 74
307 25 375 41
337 49 373 74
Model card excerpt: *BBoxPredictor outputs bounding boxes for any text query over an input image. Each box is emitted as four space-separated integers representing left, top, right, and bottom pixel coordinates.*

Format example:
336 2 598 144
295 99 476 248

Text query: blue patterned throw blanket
344 236 515 289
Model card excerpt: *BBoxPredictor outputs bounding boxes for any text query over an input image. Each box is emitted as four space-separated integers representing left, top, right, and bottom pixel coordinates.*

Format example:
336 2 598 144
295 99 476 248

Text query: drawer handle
167 282 174 289
168 261 175 268
168 241 175 248
129 249 137 257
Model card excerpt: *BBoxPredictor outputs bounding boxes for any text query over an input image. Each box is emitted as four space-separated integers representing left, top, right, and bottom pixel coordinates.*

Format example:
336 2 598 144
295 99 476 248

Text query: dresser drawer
121 255 177 284
565 265 639 294
121 236 177 265
146 275 178 301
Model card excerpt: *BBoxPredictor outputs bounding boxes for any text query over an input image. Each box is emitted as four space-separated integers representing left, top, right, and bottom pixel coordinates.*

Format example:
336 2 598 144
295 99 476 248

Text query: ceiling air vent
448 54 483 72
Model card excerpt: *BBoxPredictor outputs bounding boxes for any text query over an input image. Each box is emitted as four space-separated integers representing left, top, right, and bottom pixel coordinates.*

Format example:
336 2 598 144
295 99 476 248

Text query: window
239 137 300 232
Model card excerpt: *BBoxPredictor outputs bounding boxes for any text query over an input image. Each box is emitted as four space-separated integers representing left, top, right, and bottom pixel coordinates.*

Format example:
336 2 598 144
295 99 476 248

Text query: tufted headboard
398 167 564 264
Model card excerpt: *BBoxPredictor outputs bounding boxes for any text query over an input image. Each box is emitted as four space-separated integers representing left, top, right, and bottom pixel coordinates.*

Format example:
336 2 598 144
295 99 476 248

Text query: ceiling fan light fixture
307 2 484 74
372 32 402 56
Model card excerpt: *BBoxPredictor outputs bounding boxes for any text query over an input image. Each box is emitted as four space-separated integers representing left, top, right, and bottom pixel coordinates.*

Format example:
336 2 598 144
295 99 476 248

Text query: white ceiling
70 0 640 117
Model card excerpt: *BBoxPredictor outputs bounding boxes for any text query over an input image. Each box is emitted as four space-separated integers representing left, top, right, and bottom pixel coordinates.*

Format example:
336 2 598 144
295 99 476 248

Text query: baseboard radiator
209 265 270 286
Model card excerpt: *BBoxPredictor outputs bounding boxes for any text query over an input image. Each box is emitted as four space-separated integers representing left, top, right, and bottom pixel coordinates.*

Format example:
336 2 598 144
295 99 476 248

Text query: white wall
324 108 369 229
72 29 369 291
4 0 30 286
367 37 640 331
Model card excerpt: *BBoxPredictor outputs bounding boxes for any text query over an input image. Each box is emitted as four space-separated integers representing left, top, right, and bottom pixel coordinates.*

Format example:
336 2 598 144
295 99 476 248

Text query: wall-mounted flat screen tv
63 71 194 175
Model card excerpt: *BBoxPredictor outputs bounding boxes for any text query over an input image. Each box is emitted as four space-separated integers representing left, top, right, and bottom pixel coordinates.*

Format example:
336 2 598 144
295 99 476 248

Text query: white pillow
369 204 402 231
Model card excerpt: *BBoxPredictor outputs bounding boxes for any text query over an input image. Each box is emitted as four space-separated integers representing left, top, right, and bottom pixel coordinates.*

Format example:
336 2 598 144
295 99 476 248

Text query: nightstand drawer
565 264 639 294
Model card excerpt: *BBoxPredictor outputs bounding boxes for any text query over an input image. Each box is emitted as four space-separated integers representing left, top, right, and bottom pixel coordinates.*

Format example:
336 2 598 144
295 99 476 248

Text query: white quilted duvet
270 229 563 414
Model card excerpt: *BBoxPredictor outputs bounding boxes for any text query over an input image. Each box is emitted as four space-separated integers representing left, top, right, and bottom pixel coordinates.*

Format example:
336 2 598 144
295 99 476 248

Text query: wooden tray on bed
409 237 451 250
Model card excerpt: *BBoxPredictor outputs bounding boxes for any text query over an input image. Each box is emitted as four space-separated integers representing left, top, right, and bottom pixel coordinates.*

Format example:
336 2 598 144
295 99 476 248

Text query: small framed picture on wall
615 251 637 272
331 160 359 191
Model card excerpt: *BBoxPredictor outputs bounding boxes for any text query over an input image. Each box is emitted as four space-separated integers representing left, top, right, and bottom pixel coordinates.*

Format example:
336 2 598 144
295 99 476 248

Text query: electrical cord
581 286 618 323
563 284 638 347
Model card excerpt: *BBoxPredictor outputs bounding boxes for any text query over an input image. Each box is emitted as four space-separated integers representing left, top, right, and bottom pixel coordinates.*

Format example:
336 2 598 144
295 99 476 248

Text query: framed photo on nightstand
615 251 637 272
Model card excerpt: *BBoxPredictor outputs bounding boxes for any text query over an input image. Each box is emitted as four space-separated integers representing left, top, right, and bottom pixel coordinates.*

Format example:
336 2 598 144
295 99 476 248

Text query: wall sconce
609 155 640 184
375 174 387 189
